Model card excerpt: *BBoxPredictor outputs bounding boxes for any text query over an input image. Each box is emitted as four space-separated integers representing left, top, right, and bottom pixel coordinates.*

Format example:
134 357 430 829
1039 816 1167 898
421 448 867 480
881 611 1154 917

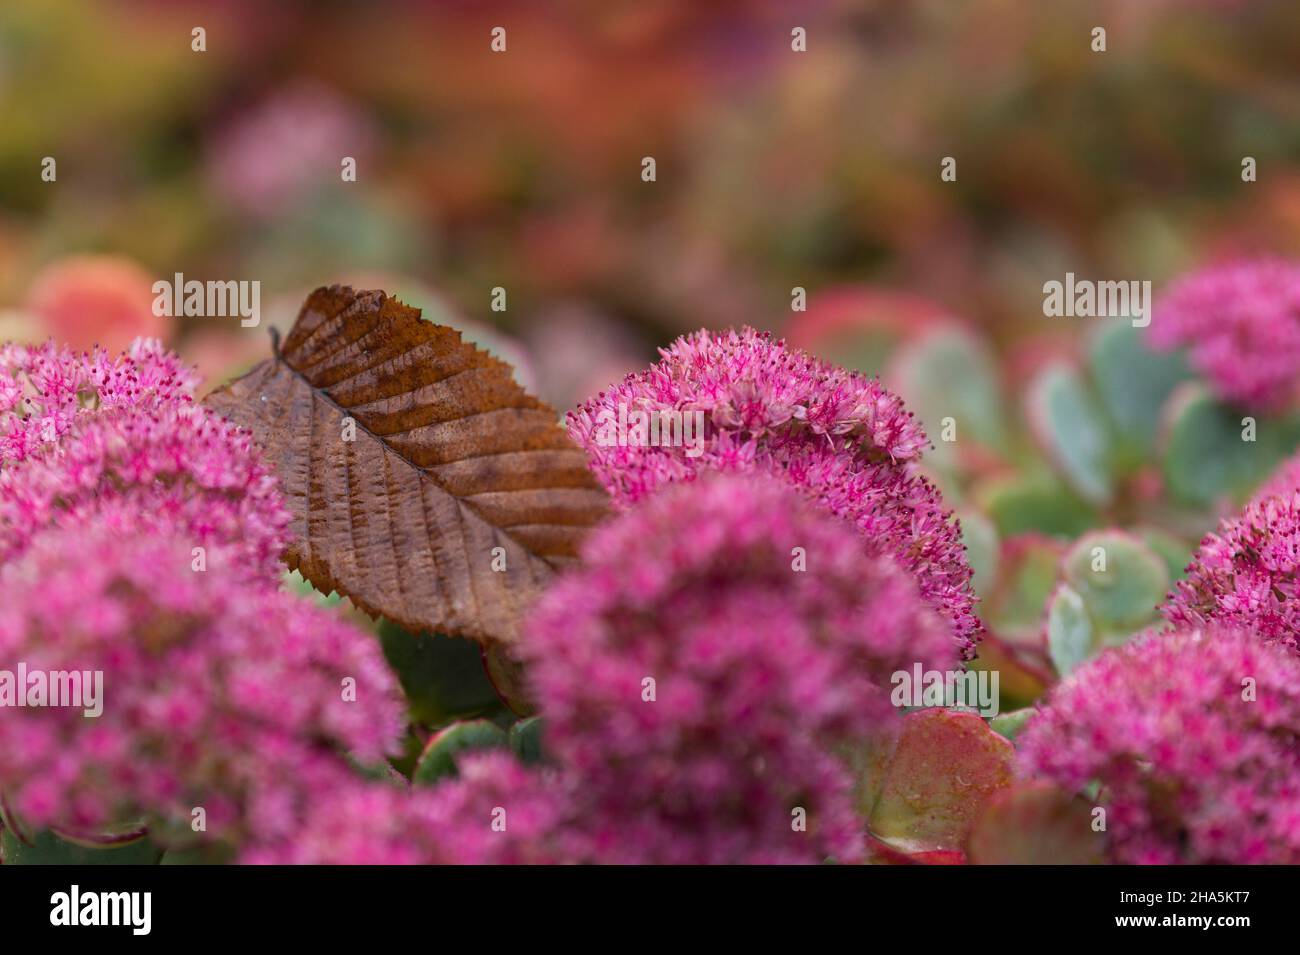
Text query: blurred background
2 0 1298 407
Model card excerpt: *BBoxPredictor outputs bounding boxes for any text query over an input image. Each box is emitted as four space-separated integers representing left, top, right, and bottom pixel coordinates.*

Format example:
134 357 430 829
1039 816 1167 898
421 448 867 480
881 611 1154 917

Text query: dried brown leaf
205 285 609 645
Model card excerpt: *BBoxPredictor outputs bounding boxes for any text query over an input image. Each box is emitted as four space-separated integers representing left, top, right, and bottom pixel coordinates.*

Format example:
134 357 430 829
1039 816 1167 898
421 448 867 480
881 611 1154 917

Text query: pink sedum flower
0 391 289 582
0 338 199 465
1163 456 1300 654
242 779 443 865
1018 626 1300 864
1149 259 1300 412
242 754 566 865
0 522 404 849
568 327 980 658
206 83 375 218
522 474 958 864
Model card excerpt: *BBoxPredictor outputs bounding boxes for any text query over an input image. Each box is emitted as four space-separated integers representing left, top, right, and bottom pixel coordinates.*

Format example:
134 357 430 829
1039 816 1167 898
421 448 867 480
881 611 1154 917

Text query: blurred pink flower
1018 626 1300 864
242 753 567 865
520 303 645 411
568 326 980 657
206 83 375 217
25 256 170 353
242 778 442 865
0 521 404 848
1149 259 1300 412
0 397 289 583
522 474 957 863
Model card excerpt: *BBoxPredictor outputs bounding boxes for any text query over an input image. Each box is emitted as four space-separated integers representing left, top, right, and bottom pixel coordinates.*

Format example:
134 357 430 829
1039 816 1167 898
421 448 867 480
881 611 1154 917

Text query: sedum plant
3 272 1300 867
567 325 981 658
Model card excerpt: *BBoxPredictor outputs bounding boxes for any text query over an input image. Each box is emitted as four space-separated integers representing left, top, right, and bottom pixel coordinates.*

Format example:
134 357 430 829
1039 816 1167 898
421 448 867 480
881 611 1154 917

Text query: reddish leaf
865 834 968 865
968 781 1105 864
865 708 1015 855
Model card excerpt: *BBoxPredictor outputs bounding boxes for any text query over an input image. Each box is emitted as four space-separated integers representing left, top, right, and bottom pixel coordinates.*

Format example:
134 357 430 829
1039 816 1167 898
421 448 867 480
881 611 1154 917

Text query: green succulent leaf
968 782 1104 864
508 716 546 765
412 719 509 785
811 328 900 379
985 536 1067 642
1027 364 1116 505
159 845 234 864
1088 323 1190 466
1046 584 1096 678
957 508 999 599
988 707 1036 743
1134 525 1193 584
1062 530 1169 631
1161 384 1300 507
378 620 506 726
891 325 1009 463
1 827 163 865
980 475 1099 539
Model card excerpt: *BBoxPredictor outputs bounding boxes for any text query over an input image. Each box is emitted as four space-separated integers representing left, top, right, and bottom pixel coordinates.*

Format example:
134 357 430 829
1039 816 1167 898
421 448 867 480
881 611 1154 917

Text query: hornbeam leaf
205 286 610 645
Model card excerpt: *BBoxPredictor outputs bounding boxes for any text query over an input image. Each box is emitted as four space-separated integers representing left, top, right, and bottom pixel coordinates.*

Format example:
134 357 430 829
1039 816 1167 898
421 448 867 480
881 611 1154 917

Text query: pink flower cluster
1018 626 1300 864
0 337 405 854
521 473 957 864
1162 455 1300 654
206 83 374 218
567 327 980 658
242 754 565 865
0 520 404 848
0 338 197 464
258 474 954 864
0 338 287 578
0 404 291 580
1149 259 1300 412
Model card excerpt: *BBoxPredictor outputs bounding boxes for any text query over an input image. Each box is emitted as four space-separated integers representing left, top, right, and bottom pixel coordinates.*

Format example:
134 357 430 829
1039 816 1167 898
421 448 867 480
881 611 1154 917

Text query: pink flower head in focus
1162 456 1300 654
1018 626 1300 864
567 326 980 658
0 337 199 466
522 473 958 863
1149 259 1300 412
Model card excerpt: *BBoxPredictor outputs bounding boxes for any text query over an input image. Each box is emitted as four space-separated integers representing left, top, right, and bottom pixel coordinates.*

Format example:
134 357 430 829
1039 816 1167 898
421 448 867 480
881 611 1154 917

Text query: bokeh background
3 0 1298 407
